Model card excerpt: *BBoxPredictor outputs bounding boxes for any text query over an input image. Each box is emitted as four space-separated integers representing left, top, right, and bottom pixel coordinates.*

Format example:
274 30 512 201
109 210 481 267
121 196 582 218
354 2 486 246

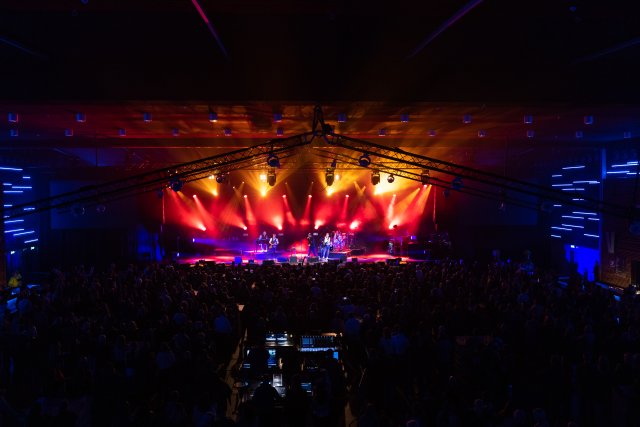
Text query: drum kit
332 232 355 251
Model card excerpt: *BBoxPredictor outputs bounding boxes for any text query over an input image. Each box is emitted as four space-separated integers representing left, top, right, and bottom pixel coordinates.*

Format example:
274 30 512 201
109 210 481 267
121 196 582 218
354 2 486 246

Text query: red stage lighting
243 195 247 198
308 194 312 198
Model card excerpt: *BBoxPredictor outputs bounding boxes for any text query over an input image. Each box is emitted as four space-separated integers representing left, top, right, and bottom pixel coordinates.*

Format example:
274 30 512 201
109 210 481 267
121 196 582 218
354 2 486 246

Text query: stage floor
179 251 426 265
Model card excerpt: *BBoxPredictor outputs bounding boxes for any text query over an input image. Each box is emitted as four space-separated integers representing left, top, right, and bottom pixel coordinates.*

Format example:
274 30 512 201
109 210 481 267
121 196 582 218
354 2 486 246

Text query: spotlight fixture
143 112 152 122
420 170 430 185
259 172 267 182
216 173 229 184
378 128 386 137
400 113 409 123
7 113 18 123
267 153 280 168
172 128 179 137
273 113 283 122
387 174 395 183
524 114 533 124
428 129 437 137
325 168 335 187
75 112 86 123
224 128 232 136
209 111 218 122
118 128 126 137
583 115 594 125
267 168 277 187
452 176 463 190
170 178 184 192
64 129 73 137
276 127 284 137
337 113 347 123
371 170 380 185
526 130 535 138
9 129 18 137
463 114 472 124
358 153 371 167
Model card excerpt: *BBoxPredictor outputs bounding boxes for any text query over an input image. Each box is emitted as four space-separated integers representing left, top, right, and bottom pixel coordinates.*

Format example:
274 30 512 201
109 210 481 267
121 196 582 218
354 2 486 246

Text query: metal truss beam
330 134 631 218
7 132 314 218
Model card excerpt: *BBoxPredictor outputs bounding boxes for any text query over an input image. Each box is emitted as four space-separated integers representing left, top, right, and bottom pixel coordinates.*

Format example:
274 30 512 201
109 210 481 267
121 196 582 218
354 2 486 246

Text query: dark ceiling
0 1 638 182
1 0 640 102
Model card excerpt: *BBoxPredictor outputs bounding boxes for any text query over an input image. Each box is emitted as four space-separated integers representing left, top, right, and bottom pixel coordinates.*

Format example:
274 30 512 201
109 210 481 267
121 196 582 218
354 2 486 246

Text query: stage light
325 168 335 186
267 168 276 187
118 128 126 137
243 226 248 231
524 114 533 124
259 173 267 182
170 179 183 192
172 128 179 137
75 112 86 123
9 129 18 137
428 129 437 137
143 112 152 122
463 114 472 124
420 170 430 185
371 170 380 185
209 111 218 122
575 131 584 139
216 173 229 184
267 153 280 168
224 128 232 136
387 174 395 183
335 174 340 181
208 175 215 180
64 129 73 137
7 113 18 123
359 153 371 167
400 113 410 123
261 189 266 197
345 194 349 198
337 113 347 123
478 130 486 138
282 194 286 198
192 194 197 199
452 176 463 190
273 113 283 122
584 115 594 125
526 130 535 138
276 127 284 137
243 195 247 198
378 128 386 137
308 194 312 198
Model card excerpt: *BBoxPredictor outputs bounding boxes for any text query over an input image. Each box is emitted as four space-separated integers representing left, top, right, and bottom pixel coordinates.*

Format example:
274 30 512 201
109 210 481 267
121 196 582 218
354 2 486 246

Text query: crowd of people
0 257 638 426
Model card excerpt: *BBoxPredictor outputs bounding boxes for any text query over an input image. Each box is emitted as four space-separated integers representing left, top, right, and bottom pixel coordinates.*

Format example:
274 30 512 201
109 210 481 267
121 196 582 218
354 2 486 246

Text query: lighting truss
328 134 631 218
6 132 314 218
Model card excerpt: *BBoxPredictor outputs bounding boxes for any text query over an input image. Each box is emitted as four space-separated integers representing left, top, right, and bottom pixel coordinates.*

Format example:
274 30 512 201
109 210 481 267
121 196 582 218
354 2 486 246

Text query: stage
178 250 426 266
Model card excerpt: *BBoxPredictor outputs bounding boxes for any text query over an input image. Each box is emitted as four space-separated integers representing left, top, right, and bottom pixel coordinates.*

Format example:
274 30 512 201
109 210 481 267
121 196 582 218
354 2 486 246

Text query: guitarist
268 234 279 255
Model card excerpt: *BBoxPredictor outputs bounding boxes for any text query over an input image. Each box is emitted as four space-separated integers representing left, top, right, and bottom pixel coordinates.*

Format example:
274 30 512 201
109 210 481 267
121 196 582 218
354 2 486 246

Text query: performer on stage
332 231 344 252
257 231 269 252
307 232 317 257
269 233 279 255
320 232 331 260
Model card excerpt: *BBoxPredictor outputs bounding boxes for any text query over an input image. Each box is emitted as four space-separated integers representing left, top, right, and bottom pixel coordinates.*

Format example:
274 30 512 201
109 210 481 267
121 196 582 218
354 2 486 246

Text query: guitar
269 237 279 248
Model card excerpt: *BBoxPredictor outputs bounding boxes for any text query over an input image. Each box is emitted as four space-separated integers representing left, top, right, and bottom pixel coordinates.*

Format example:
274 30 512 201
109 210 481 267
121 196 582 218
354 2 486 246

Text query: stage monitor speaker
308 257 319 264
277 256 288 263
386 258 401 266
248 259 255 264
351 258 358 263
234 256 243 265
263 260 275 266
289 255 298 264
